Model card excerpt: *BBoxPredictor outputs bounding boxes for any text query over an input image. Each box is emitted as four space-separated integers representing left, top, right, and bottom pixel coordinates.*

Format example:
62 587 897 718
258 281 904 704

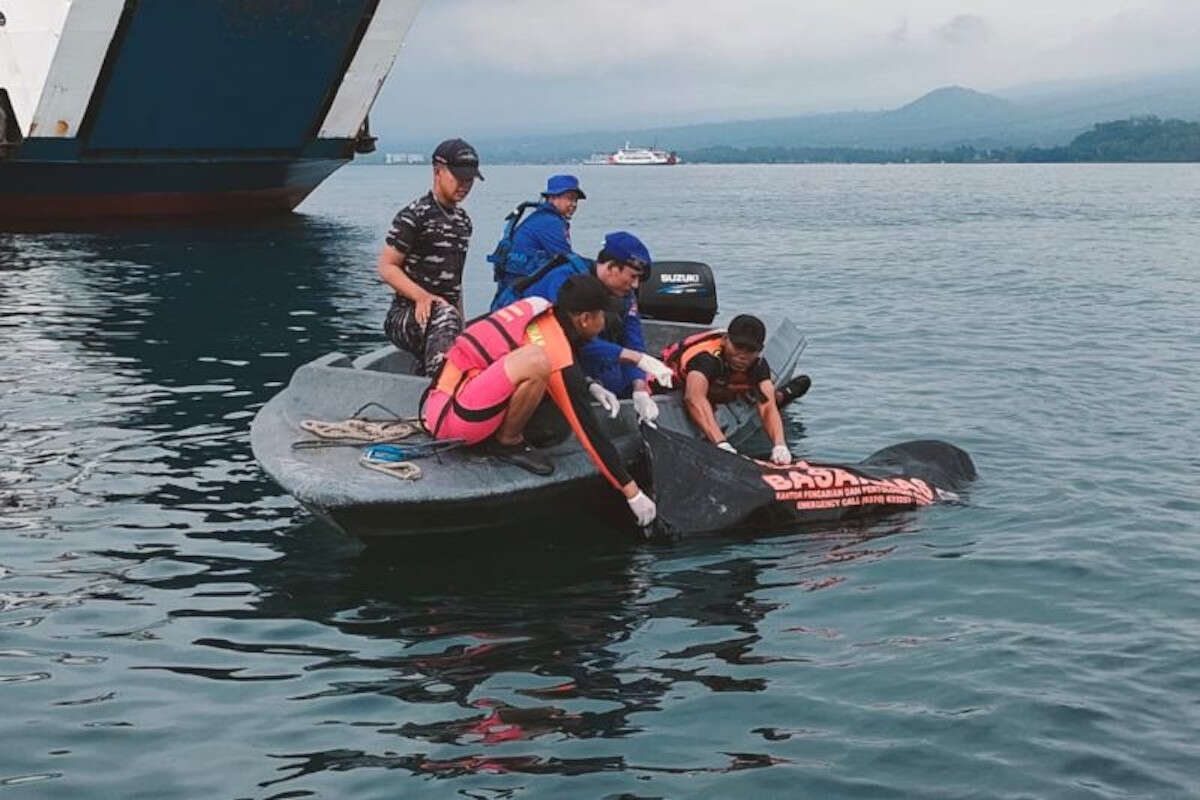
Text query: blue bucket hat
542 174 586 199
602 231 651 274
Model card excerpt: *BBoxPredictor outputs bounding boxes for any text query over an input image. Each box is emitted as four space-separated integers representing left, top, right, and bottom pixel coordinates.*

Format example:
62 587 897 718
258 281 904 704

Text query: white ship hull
605 142 679 165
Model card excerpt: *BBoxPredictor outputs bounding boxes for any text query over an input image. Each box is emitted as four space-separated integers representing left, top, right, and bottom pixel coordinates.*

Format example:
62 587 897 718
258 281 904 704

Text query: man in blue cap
517 230 674 425
509 174 585 260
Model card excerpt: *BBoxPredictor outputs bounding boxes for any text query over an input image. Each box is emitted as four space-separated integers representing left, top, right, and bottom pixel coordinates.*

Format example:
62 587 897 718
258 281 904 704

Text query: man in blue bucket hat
509 174 586 261
516 230 675 426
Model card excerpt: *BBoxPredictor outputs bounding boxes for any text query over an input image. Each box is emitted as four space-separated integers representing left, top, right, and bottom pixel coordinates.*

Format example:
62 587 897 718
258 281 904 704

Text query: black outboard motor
637 261 717 324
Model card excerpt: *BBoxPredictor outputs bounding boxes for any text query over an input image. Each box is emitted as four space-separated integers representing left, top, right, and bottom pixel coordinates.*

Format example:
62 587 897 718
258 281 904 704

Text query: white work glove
716 441 737 454
632 390 659 425
635 354 674 389
627 490 657 526
770 444 792 465
587 381 620 418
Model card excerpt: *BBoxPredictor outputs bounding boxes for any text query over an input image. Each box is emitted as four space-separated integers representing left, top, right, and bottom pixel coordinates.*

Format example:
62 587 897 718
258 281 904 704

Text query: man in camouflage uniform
377 138 483 375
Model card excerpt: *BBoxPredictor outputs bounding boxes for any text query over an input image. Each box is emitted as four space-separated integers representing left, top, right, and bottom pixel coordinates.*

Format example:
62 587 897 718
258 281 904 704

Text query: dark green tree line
679 116 1200 164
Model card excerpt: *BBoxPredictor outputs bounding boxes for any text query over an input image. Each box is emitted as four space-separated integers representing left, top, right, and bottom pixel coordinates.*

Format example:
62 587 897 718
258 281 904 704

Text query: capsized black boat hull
645 425 976 535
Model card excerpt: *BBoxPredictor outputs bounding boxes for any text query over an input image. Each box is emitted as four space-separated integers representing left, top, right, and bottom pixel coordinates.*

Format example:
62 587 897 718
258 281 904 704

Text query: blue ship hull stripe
79 0 379 155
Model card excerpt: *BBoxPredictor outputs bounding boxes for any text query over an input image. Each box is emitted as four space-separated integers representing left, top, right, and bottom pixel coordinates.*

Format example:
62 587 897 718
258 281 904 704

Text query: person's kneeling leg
490 346 555 475
422 302 464 376
495 345 551 446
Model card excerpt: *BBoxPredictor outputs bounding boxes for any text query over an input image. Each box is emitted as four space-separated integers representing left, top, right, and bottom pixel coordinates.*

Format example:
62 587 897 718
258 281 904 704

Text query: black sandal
777 374 812 407
486 439 555 476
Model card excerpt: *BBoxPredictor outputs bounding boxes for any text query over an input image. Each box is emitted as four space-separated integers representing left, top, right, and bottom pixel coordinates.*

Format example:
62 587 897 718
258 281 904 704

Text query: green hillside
681 117 1200 163
370 71 1200 164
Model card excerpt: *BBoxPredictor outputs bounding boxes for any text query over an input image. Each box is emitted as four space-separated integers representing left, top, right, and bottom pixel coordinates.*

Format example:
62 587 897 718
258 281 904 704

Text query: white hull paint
0 0 124 139
606 142 678 165
317 0 422 139
1 0 422 144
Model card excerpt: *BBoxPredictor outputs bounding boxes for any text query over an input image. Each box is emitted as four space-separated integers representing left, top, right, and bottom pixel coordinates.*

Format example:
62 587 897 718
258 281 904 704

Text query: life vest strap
433 361 478 396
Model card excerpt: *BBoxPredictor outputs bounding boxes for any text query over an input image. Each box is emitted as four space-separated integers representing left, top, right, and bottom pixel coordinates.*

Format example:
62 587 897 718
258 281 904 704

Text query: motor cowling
637 260 717 324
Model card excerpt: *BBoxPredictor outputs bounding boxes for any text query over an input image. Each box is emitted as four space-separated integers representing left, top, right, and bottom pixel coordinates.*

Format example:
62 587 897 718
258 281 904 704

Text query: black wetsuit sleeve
559 364 632 488
749 357 773 403
685 352 723 382
752 357 771 384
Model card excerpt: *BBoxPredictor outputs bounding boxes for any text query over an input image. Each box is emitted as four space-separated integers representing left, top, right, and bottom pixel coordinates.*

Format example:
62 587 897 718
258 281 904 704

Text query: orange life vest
434 297 559 397
432 297 626 490
662 329 757 395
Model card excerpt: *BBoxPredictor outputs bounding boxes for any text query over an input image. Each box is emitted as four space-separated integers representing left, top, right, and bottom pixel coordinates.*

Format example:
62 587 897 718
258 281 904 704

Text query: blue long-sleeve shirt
522 262 647 395
510 203 572 259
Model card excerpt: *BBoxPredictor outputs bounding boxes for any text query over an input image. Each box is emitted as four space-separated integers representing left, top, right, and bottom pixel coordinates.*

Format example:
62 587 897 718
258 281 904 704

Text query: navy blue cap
432 138 484 181
601 231 651 273
542 174 586 199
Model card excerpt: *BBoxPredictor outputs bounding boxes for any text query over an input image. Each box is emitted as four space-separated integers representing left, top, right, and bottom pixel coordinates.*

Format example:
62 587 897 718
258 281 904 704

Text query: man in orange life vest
669 314 811 466
423 273 665 527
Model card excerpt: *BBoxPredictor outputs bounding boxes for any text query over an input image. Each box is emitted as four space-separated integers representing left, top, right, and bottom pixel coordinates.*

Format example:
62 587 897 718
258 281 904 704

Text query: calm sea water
2 164 1198 798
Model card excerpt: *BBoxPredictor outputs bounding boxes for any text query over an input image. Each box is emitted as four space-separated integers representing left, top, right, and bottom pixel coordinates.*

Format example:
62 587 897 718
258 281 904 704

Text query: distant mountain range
373 70 1200 163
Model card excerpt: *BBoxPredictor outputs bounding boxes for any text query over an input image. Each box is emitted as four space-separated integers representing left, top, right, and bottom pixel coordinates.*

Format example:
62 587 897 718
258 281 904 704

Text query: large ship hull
0 154 348 221
0 0 421 225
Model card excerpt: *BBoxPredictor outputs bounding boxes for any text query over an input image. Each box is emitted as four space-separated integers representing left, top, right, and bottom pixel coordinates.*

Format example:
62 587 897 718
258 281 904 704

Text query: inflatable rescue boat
251 263 809 538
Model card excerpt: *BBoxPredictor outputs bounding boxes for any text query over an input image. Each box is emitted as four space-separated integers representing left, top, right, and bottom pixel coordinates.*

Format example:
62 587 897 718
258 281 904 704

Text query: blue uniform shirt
522 261 647 396
510 202 572 259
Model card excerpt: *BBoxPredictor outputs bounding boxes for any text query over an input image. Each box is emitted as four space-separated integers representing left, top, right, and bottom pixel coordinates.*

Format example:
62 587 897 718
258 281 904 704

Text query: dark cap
726 314 766 350
601 231 651 274
556 273 617 313
542 174 586 199
432 138 484 181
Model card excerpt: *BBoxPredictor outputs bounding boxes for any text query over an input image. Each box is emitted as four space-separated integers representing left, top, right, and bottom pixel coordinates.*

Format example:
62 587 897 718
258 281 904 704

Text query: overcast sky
375 0 1200 142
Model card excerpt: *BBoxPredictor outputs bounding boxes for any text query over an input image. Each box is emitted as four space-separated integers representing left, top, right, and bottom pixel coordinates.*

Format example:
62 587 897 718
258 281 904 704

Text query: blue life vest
488 202 545 282
488 201 584 311
489 251 593 311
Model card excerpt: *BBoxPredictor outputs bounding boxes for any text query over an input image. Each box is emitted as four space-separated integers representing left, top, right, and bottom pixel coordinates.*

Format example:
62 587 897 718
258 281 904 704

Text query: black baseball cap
432 138 484 181
727 314 766 350
557 273 618 313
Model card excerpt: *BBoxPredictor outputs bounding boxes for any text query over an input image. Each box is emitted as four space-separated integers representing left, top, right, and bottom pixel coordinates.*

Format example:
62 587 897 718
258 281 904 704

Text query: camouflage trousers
383 296 463 377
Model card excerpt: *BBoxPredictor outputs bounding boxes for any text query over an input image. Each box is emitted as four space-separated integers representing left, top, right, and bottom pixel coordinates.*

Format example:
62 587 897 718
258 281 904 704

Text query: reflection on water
1 217 375 525
96 518 907 785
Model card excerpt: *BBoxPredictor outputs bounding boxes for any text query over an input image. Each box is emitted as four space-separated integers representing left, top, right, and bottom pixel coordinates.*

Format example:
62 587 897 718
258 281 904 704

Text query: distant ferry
0 0 422 222
604 142 680 166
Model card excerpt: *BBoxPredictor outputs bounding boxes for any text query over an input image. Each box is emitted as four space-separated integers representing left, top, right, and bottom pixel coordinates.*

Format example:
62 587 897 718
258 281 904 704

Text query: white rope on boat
358 453 422 481
299 417 420 442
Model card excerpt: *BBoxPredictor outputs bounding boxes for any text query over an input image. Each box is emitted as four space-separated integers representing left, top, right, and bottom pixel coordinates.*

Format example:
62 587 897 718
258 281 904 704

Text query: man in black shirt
377 138 483 375
676 314 810 465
